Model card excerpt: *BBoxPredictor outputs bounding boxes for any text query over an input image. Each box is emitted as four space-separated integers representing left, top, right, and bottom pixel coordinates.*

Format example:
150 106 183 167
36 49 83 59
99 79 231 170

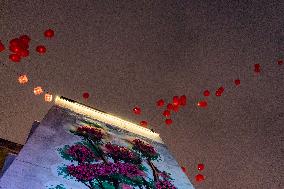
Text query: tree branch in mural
56 123 177 189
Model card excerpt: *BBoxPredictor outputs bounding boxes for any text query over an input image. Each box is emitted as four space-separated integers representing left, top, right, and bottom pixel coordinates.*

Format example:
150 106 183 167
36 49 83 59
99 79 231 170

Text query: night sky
0 1 283 188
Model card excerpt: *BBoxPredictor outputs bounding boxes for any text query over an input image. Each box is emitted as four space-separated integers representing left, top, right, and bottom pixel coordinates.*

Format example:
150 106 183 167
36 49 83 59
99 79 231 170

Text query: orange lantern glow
33 86 43 95
18 75 28 84
44 93 53 102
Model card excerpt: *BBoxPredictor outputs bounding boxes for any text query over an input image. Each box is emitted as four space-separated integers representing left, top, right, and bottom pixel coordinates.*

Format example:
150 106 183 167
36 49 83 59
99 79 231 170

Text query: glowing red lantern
140 120 148 127
203 90 210 97
197 163 204 171
167 103 173 110
36 45 46 54
277 60 283 65
197 101 207 108
156 99 165 107
20 49 29 57
18 75 28 84
133 106 141 115
9 38 20 46
218 87 224 93
0 41 5 52
82 92 90 99
254 64 260 73
173 104 179 112
9 54 21 62
195 174 205 182
215 87 224 97
234 79 240 86
173 96 179 106
19 35 31 44
44 29 55 38
33 86 43 95
179 95 187 106
163 110 171 117
165 119 172 125
44 93 53 102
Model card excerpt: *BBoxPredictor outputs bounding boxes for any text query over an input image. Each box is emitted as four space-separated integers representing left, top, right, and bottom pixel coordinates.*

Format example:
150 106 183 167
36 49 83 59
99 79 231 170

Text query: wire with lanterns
0 29 55 103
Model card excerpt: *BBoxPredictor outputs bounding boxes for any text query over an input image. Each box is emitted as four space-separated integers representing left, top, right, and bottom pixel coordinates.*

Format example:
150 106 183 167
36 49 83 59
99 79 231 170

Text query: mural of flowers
55 120 177 189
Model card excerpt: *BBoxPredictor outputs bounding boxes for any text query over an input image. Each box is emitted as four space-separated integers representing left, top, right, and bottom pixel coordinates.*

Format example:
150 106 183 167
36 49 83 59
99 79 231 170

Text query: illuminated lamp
33 86 43 95
45 93 53 102
18 75 28 84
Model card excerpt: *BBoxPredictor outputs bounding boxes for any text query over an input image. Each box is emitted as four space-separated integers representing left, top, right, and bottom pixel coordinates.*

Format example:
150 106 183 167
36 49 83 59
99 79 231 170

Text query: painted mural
52 118 177 189
0 106 194 189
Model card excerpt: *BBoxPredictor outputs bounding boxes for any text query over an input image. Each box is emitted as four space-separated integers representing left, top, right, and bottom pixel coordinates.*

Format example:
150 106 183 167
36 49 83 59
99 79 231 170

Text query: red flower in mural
155 180 177 189
75 125 104 141
105 143 140 163
132 139 158 159
67 164 96 181
66 144 96 163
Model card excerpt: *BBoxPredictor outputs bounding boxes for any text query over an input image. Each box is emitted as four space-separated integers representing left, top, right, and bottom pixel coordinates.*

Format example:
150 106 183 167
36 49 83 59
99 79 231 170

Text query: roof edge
54 96 164 144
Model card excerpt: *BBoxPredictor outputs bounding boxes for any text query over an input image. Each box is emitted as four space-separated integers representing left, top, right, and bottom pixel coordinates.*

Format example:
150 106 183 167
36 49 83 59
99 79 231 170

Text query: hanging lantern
165 118 173 125
156 99 165 107
0 41 5 52
179 95 187 106
197 101 207 108
44 29 55 38
140 120 148 127
44 93 53 102
18 75 28 84
234 79 240 86
163 110 171 117
172 96 179 106
33 86 43 95
197 163 205 171
203 90 210 97
133 106 141 115
195 174 205 182
36 45 47 54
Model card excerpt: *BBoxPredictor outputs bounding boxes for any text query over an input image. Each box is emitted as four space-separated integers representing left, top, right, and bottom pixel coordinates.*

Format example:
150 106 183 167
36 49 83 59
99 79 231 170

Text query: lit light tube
54 96 164 144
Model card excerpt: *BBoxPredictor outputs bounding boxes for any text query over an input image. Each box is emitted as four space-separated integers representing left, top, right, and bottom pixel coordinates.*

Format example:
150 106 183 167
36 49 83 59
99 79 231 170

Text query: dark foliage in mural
56 121 177 189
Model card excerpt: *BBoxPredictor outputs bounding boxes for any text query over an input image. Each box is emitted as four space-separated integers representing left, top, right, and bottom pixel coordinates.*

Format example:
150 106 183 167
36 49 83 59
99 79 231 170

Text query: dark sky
0 1 283 188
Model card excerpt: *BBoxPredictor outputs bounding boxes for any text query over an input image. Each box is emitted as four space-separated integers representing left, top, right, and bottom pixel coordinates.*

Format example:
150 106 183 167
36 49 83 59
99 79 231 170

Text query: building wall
0 106 193 189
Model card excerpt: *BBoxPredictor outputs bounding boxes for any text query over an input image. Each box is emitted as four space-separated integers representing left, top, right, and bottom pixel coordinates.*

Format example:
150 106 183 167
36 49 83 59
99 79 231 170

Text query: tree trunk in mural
86 138 108 164
147 158 160 182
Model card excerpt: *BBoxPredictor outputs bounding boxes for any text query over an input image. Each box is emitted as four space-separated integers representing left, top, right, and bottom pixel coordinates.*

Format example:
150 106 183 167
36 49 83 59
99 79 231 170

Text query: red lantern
277 60 283 65
167 103 173 110
254 64 260 73
133 106 141 115
0 41 5 52
197 101 207 108
195 174 205 182
44 29 55 38
19 35 31 44
163 110 171 117
181 166 187 173
33 86 43 95
172 96 179 106
9 38 21 47
173 104 179 112
9 54 21 62
140 120 148 127
20 49 29 57
18 75 28 84
197 163 204 171
179 95 187 106
234 79 240 86
36 45 46 54
165 119 172 125
82 92 90 99
203 90 210 97
45 93 53 102
156 99 165 107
